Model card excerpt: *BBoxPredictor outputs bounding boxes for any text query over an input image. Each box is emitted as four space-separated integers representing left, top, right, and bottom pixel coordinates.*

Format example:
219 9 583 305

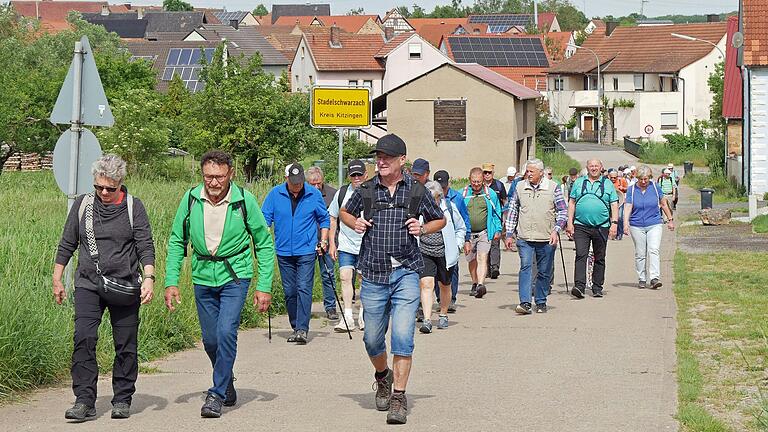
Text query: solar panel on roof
162 48 217 93
470 14 532 33
449 36 548 68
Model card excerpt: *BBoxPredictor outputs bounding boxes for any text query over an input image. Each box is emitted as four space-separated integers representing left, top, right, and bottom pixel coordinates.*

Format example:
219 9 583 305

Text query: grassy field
753 215 768 234
538 149 581 178
674 252 768 431
684 173 747 204
639 143 710 166
0 169 336 400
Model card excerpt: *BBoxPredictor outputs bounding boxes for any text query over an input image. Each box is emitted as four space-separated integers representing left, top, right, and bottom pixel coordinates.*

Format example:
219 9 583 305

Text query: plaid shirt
505 179 568 238
344 173 444 283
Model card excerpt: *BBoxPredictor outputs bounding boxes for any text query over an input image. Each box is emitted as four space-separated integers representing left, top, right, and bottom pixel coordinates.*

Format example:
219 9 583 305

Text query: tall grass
537 149 581 178
639 142 712 166
0 170 290 399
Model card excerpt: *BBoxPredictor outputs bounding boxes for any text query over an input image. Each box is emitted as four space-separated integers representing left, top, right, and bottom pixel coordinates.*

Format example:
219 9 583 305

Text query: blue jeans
277 254 316 332
517 239 555 305
360 267 420 357
434 265 458 303
317 253 336 312
194 278 250 400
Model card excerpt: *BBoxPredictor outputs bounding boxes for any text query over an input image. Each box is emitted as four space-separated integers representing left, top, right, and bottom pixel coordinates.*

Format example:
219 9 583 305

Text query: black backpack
358 178 427 223
337 184 350 209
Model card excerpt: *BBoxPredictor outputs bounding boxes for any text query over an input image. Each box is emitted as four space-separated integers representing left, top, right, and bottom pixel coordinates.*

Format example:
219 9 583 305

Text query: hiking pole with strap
318 252 352 340
558 232 569 294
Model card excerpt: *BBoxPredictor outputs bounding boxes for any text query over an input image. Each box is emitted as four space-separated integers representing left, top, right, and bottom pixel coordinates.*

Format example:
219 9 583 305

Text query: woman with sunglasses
53 154 156 421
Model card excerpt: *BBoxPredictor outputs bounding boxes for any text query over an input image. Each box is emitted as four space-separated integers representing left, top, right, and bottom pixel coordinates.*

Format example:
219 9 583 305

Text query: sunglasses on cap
94 184 118 193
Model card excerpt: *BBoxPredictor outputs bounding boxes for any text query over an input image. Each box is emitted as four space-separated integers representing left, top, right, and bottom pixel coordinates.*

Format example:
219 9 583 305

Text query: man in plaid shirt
340 134 445 425
504 158 567 315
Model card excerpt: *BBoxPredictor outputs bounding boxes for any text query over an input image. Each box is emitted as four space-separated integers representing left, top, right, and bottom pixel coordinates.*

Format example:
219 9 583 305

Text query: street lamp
568 43 602 144
671 33 724 59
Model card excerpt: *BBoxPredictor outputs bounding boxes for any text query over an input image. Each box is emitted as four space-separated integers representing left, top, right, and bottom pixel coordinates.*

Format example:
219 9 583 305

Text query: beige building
373 63 541 177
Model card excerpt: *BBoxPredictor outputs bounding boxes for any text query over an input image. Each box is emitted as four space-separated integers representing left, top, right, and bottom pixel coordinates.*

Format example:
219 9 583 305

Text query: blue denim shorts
360 267 420 357
337 251 359 270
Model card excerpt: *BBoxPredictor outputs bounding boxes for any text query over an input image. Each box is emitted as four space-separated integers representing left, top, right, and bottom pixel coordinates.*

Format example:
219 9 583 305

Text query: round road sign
53 128 103 196
644 124 654 135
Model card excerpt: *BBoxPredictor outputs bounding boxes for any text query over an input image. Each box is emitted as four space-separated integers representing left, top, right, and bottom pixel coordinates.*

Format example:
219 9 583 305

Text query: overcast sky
171 0 739 20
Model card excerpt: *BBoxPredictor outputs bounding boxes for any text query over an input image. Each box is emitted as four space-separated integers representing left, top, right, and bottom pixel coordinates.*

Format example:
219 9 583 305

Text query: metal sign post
50 36 113 290
309 86 371 188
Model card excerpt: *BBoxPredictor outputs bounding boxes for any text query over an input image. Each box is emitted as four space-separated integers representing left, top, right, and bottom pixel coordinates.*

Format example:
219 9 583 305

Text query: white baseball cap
623 168 632 175
506 166 517 177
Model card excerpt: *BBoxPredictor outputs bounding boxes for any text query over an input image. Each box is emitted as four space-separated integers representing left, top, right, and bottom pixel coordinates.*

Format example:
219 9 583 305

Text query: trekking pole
319 252 352 340
268 306 272 343
558 233 569 294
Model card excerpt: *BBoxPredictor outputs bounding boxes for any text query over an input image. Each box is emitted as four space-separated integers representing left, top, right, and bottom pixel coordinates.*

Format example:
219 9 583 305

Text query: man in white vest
504 158 568 314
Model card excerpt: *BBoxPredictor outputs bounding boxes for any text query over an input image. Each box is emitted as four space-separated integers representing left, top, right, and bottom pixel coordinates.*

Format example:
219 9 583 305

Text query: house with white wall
741 0 768 197
375 32 453 92
546 21 727 143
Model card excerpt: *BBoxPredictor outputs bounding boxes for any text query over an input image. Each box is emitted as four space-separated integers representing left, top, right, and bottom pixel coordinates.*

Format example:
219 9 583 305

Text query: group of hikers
52 133 679 425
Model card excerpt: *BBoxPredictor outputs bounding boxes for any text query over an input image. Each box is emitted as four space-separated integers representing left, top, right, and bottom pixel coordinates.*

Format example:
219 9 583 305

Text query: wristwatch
610 220 619 225
145 274 156 281
419 225 426 236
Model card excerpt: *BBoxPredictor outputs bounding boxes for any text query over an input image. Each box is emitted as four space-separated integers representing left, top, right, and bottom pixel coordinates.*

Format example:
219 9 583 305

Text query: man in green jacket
164 150 275 418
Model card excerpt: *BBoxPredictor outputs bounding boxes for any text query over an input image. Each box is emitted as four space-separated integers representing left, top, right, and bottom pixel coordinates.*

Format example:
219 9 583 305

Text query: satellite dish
733 31 744 48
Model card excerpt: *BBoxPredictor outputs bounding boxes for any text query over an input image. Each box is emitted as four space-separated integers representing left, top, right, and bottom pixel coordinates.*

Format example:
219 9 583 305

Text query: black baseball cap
285 163 305 184
347 159 365 176
412 158 430 175
433 170 450 188
371 134 407 156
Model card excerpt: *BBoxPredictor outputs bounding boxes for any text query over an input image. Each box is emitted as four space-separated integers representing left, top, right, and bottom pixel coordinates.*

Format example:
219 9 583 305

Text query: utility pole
640 0 649 17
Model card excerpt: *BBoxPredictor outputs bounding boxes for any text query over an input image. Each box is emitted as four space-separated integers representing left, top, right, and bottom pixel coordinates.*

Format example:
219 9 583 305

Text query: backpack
358 178 426 223
78 193 134 229
336 184 350 210
574 176 612 226
461 184 502 220
182 184 253 258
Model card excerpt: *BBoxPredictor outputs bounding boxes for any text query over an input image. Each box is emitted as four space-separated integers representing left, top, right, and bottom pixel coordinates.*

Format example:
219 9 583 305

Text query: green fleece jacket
164 183 275 292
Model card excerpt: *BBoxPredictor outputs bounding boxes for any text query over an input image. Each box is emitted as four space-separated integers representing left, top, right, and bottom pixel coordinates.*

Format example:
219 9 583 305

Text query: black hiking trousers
573 224 609 293
72 286 140 407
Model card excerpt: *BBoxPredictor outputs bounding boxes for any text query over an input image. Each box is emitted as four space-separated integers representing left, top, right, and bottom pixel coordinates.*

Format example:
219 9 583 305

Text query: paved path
3 144 679 431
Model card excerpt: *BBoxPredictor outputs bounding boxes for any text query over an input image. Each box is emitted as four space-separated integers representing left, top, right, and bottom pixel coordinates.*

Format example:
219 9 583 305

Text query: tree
163 0 193 12
411 4 427 18
97 89 171 170
252 4 268 16
395 6 411 18
430 0 469 18
347 7 364 15
184 47 335 180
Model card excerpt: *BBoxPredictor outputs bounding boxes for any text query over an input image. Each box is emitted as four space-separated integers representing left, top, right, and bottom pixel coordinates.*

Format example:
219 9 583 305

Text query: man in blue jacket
461 167 502 299
262 163 331 344
433 170 470 312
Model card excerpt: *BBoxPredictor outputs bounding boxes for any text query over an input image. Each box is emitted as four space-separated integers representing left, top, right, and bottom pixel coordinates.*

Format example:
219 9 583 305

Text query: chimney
230 19 239 30
384 26 394 41
605 21 618 36
707 14 720 23
137 7 143 19
101 4 109 16
330 24 341 47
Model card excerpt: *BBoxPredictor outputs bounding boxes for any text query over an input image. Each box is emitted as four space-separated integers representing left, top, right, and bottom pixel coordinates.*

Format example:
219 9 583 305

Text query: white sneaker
334 316 355 333
358 309 365 330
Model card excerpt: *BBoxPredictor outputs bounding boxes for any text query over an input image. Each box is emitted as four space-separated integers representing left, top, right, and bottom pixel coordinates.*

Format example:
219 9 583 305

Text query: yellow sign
310 86 371 128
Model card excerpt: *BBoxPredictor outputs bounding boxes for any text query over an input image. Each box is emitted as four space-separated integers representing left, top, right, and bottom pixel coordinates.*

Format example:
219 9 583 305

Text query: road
2 145 679 432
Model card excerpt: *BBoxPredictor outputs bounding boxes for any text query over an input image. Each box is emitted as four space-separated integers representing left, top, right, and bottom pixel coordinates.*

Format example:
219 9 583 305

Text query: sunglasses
94 184 118 193
350 173 364 177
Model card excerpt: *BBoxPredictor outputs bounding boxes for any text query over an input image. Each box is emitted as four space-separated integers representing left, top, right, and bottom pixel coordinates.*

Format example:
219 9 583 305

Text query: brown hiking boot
373 369 393 411
386 392 408 424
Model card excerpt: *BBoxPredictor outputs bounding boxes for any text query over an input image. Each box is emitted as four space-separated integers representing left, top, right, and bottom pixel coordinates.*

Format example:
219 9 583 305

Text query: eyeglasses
483 171 492 174
203 174 229 183
94 184 118 193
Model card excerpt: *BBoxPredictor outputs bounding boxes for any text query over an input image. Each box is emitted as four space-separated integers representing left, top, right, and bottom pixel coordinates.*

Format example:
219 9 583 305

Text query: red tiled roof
454 63 541 99
274 15 318 27
591 19 605 29
407 17 468 33
321 15 379 33
304 32 385 71
11 0 107 32
489 66 548 91
537 12 557 31
415 23 488 47
544 31 572 62
723 16 743 118
744 0 768 66
374 32 414 57
549 22 727 74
